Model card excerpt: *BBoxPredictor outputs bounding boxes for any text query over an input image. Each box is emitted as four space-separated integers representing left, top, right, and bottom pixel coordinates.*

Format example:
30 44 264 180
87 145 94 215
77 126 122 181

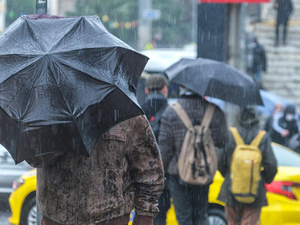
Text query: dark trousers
168 175 210 225
154 180 171 225
225 205 261 225
276 19 288 44
41 214 130 225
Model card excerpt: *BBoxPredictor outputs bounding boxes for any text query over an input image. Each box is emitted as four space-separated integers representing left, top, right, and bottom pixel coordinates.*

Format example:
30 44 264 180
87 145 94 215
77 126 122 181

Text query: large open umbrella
0 15 148 163
165 58 263 107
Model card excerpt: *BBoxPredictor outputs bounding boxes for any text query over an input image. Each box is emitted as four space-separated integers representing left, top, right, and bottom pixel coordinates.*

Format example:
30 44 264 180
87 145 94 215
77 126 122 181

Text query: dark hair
146 74 168 92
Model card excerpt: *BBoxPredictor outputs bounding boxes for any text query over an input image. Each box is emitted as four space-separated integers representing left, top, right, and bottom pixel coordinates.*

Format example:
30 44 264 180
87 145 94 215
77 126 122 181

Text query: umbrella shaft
36 0 47 14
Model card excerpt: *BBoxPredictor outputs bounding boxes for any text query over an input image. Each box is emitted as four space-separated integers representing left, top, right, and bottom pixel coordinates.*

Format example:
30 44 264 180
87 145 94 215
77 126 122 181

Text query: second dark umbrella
165 58 263 107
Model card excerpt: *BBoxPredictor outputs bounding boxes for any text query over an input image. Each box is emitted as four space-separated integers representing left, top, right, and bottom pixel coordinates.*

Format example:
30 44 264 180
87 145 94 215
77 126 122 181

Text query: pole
192 0 197 43
36 0 47 14
197 3 227 61
35 1 47 222
138 0 152 50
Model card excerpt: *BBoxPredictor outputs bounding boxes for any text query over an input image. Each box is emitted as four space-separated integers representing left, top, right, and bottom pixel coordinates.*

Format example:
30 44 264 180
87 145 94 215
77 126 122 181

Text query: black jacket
252 43 267 73
276 0 293 23
159 95 228 175
141 93 168 140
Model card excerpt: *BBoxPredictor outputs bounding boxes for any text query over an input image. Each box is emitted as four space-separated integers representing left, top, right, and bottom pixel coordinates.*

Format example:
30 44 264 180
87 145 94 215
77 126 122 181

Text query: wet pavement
0 202 11 225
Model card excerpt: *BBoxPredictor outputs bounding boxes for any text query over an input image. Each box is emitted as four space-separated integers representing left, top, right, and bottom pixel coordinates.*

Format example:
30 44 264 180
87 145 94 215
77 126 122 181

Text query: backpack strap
230 127 245 145
250 130 266 148
170 103 193 129
201 104 216 132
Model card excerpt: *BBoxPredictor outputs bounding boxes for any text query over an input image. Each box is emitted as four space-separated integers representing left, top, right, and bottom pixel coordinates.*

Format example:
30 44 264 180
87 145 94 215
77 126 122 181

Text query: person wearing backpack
218 106 278 225
159 86 228 225
141 74 170 225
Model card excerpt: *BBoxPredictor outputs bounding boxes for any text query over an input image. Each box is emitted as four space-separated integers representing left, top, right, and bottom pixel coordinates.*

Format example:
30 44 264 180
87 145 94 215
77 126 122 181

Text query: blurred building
49 0 75 16
251 0 300 111
0 0 6 33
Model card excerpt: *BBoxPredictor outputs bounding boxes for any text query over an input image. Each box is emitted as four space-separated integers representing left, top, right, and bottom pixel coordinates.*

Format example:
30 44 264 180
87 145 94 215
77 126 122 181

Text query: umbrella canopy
165 58 263 107
0 15 148 163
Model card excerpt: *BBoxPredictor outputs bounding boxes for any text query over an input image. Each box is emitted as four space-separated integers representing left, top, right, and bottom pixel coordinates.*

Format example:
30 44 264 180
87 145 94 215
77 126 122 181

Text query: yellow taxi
8 144 300 225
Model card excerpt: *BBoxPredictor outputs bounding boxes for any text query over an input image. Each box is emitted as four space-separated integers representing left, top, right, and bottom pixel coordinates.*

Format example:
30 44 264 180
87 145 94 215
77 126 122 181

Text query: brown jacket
27 115 164 225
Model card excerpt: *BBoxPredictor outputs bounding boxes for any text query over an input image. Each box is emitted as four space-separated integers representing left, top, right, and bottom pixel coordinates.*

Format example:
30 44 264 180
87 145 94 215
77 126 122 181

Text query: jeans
168 175 210 225
154 178 171 225
255 69 261 84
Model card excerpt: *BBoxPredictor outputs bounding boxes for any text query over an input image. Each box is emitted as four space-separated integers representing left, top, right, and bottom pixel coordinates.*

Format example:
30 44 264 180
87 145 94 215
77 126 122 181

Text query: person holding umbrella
159 85 228 224
0 15 164 225
159 57 264 224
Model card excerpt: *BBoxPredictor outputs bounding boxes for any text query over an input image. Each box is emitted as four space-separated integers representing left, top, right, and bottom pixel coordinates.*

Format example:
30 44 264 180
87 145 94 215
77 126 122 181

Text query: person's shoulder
259 130 272 149
161 104 178 120
210 103 225 118
118 115 149 130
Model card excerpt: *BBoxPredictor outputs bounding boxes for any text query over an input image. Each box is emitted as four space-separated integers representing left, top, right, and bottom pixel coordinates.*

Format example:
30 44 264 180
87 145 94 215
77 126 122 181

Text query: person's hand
133 215 153 225
281 129 289 137
274 3 279 9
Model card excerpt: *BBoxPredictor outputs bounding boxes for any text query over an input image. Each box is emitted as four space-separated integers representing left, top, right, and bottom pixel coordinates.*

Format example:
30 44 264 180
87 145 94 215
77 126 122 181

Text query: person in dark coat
218 107 278 225
141 74 169 141
274 0 293 46
141 74 169 225
264 103 284 144
271 104 299 146
159 87 228 225
251 37 267 86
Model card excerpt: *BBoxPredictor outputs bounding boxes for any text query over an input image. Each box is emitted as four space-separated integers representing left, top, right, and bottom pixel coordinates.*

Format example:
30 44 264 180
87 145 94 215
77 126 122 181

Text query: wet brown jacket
27 115 164 225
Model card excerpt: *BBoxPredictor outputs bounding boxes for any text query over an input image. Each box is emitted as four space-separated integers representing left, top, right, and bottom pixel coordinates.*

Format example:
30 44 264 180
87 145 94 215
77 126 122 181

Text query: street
0 202 11 225
0 212 10 225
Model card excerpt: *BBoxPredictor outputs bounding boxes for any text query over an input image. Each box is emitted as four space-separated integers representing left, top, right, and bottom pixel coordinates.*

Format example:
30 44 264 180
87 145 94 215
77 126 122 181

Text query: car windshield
272 144 300 168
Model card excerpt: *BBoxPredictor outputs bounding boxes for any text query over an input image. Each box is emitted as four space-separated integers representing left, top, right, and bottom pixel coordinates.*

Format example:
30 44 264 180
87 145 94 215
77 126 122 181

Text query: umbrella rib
49 61 91 152
48 17 83 54
50 54 113 85
0 56 43 120
0 56 42 84
19 60 46 121
51 60 116 118
24 20 46 53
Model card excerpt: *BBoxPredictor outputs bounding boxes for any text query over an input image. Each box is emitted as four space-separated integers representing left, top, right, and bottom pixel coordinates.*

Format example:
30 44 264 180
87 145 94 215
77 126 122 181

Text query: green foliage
69 0 193 49
152 0 193 48
67 0 139 48
5 0 36 27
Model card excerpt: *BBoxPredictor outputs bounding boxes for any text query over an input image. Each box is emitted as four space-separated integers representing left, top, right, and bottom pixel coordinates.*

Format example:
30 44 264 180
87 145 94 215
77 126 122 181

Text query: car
0 145 32 205
8 143 300 225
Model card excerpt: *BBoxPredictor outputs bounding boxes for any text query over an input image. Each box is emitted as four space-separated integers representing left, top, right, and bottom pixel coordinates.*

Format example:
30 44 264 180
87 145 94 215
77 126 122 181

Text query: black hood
236 106 259 128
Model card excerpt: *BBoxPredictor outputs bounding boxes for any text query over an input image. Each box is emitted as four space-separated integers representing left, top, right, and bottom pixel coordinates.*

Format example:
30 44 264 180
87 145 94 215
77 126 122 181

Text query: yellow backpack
230 127 266 204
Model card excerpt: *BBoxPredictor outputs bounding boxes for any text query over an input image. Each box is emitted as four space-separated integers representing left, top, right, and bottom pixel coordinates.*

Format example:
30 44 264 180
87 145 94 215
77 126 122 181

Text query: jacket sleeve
262 48 267 72
289 0 293 15
217 130 235 177
126 115 164 217
272 112 285 133
260 134 278 184
158 107 176 172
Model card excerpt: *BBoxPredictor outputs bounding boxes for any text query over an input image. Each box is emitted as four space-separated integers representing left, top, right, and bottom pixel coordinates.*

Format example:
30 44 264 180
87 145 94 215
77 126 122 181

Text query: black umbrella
0 15 148 163
165 58 263 107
